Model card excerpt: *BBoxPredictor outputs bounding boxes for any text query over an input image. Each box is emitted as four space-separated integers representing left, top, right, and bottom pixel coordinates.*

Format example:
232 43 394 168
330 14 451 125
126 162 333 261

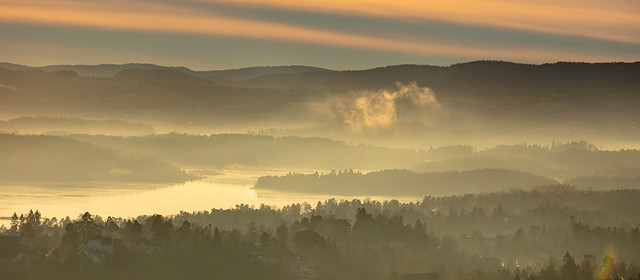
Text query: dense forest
1 189 639 280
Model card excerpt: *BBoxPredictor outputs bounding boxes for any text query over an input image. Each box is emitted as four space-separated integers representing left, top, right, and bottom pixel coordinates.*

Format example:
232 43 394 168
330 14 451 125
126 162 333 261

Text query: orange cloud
0 0 637 63
211 0 640 45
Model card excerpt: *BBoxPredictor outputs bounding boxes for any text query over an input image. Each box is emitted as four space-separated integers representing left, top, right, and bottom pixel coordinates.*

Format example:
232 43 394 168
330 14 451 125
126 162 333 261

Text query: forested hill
0 117 155 136
254 169 558 196
3 189 640 280
0 62 330 80
237 61 640 126
0 134 195 184
67 134 419 170
2 61 639 144
1 61 638 127
238 61 640 91
412 142 640 181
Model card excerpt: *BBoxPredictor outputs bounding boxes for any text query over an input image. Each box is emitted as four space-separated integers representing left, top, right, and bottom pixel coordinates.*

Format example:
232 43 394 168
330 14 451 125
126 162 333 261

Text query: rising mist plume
310 82 440 132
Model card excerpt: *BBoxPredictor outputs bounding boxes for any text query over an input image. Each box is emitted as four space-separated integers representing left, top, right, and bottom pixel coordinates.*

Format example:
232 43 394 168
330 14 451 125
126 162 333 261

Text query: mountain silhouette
0 62 331 81
1 60 639 141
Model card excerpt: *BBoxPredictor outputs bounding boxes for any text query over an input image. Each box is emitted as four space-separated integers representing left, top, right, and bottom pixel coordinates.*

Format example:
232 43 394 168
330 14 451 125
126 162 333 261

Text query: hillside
0 134 196 184
0 116 155 135
253 168 558 196
411 142 640 180
240 61 640 125
0 62 330 80
203 65 331 81
2 61 639 146
67 133 420 169
0 68 307 124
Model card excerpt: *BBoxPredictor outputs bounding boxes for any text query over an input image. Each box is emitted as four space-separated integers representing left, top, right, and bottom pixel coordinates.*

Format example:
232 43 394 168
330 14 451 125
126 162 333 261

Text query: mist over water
0 169 422 227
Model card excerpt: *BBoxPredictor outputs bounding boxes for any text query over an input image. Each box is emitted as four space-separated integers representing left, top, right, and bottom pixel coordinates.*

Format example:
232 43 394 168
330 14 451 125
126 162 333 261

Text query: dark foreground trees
2 190 640 280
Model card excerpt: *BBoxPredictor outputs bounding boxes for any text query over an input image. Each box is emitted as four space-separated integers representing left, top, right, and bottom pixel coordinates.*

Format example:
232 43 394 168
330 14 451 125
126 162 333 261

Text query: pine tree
560 252 579 280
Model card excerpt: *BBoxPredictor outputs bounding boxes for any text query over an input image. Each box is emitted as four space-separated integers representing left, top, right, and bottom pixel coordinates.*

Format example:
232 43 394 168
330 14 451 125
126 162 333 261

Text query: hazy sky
1 0 639 70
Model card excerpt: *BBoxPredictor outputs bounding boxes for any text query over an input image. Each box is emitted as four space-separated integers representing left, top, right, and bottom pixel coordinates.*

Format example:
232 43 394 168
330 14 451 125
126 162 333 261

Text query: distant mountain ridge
0 117 155 136
3 60 638 87
0 62 331 81
2 60 640 144
204 65 332 81
113 69 218 87
239 60 640 90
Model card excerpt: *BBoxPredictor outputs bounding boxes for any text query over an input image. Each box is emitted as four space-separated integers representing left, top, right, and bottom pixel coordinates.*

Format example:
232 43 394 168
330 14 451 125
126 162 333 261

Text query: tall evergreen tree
560 252 579 280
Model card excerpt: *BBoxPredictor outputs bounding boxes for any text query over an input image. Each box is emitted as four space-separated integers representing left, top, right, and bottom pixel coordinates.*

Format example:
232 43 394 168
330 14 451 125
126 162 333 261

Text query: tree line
2 189 640 280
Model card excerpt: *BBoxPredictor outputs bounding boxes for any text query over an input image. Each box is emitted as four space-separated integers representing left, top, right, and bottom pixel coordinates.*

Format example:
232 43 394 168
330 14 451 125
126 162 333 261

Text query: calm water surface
0 169 422 225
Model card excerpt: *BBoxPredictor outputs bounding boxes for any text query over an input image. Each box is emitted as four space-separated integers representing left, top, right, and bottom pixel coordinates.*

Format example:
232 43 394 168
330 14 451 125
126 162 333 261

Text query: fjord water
0 169 421 226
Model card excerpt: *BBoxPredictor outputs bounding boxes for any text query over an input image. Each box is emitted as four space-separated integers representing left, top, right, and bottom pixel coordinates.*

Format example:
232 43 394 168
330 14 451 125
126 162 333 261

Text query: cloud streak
2 0 639 64
1 0 639 69
212 0 640 45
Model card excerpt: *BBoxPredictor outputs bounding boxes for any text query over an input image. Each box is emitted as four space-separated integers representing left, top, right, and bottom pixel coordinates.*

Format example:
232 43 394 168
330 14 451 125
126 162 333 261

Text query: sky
1 0 639 70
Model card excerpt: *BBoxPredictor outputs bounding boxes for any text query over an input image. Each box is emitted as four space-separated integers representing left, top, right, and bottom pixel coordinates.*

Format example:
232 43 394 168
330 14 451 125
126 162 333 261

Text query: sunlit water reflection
0 169 422 226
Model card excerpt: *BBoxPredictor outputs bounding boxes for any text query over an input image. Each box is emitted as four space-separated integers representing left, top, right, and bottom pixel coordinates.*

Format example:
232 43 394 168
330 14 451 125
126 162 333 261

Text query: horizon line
2 59 640 73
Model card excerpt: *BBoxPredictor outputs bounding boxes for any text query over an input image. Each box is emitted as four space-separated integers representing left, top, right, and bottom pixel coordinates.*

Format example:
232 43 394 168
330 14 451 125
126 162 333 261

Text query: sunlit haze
1 1 640 280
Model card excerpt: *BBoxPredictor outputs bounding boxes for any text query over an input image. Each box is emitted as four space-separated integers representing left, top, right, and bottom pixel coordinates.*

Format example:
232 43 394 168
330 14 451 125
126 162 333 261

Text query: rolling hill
0 134 196 184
